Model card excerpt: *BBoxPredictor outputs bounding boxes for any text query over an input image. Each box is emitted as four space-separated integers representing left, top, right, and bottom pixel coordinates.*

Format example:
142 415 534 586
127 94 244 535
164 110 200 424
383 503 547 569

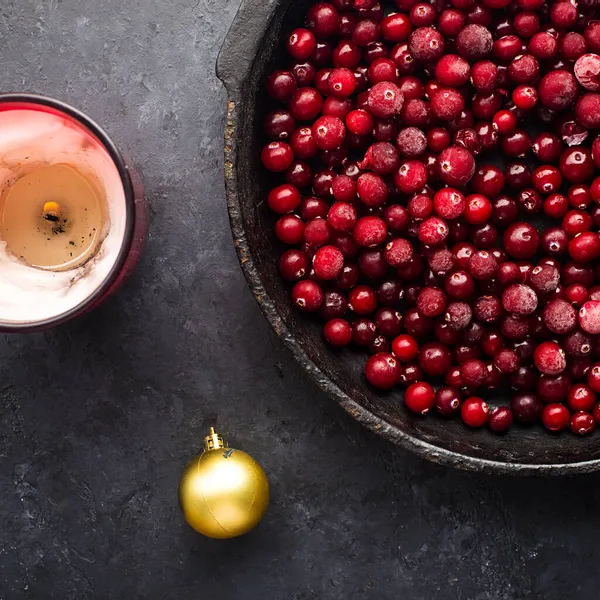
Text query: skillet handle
217 0 281 101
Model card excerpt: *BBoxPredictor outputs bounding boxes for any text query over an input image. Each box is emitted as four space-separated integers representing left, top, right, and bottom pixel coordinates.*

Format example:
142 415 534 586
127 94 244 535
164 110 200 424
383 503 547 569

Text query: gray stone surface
0 1 599 599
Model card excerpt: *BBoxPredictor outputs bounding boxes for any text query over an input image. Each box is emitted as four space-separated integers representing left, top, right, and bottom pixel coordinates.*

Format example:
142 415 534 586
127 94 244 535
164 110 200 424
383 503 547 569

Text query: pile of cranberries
261 0 600 435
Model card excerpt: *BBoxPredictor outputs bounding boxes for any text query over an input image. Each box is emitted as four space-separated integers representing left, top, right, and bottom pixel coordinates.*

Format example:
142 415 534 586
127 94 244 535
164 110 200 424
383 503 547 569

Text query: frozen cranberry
418 216 449 245
538 70 578 111
461 397 489 427
409 26 445 62
417 286 447 317
460 358 487 388
534 341 567 376
561 33 587 62
528 31 559 61
575 92 600 129
493 349 519 374
457 24 493 61
368 81 404 118
353 216 387 247
313 246 345 280
400 99 431 128
542 404 570 432
432 188 465 220
396 127 427 157
405 381 435 414
528 265 559 296
588 363 600 393
502 284 538 316
571 411 596 435
435 54 470 88
470 60 498 92
579 300 600 334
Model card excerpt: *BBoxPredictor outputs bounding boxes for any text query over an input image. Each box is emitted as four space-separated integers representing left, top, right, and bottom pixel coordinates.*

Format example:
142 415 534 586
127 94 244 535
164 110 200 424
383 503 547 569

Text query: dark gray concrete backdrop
0 1 599 599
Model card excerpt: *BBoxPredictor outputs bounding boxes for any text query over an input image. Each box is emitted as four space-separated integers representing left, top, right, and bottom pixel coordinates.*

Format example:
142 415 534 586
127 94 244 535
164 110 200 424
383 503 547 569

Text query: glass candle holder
0 94 148 332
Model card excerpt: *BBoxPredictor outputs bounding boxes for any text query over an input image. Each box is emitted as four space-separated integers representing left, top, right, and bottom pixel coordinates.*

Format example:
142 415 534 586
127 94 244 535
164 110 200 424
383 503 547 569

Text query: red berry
365 353 402 389
324 318 352 347
534 341 567 376
571 411 596 435
489 406 513 432
542 404 570 432
461 397 489 427
405 381 435 414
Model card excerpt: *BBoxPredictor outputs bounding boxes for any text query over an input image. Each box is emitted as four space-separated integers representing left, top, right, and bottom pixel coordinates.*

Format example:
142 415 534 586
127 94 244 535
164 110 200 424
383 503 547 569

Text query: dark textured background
0 1 600 599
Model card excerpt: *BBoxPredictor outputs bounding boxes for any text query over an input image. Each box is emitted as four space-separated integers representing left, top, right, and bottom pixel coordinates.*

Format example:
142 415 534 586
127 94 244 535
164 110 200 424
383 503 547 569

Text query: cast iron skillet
217 0 600 474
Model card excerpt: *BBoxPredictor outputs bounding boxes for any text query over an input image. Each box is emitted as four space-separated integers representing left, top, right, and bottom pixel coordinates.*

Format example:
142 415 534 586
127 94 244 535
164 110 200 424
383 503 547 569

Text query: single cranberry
394 160 429 193
353 216 387 248
534 341 567 376
404 381 435 414
437 146 475 186
456 24 492 61
323 318 352 347
404 307 433 338
579 300 600 334
368 81 404 118
292 280 324 312
513 12 540 39
289 87 324 121
542 404 570 432
279 250 309 282
567 383 596 412
561 33 587 61
460 358 488 388
418 342 452 376
569 232 600 263
434 386 461 416
365 352 402 389
435 54 470 88
470 60 498 92
538 70 578 111
502 284 538 316
348 285 377 315
511 393 542 423
392 334 419 362
313 246 345 281
560 147 595 184
501 130 532 157
352 318 377 346
409 26 445 62
571 411 596 435
461 397 489 427
416 286 447 317
489 407 513 432
494 349 519 374
503 222 539 259
444 270 475 300
381 13 412 42
352 18 380 48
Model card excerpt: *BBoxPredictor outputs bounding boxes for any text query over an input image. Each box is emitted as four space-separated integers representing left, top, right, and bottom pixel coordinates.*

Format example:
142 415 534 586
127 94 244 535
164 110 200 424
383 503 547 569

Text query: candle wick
42 201 61 222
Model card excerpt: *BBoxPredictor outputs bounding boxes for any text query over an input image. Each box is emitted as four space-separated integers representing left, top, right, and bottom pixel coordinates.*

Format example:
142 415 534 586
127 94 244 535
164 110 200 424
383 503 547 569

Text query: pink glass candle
0 94 147 332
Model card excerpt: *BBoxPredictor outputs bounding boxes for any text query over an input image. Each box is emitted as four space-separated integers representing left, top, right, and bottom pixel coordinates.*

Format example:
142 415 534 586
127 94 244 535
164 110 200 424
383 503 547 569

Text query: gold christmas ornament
178 427 270 539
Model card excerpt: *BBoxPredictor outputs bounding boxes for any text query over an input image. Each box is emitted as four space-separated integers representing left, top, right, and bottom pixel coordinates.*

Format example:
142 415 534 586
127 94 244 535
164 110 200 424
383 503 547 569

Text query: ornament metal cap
203 426 226 451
